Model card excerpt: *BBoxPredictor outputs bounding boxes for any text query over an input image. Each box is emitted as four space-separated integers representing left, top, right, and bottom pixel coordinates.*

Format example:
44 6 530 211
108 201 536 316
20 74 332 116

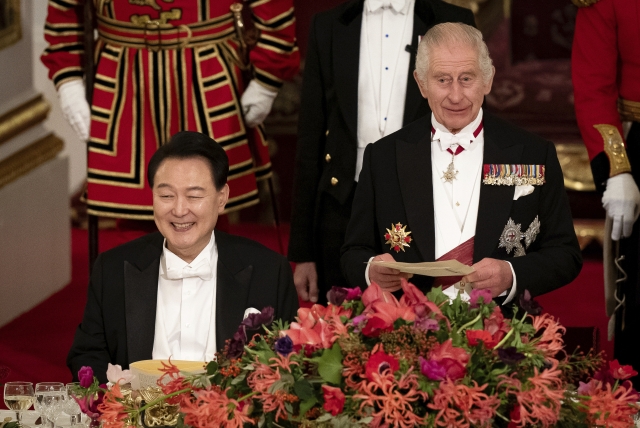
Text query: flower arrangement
93 280 639 427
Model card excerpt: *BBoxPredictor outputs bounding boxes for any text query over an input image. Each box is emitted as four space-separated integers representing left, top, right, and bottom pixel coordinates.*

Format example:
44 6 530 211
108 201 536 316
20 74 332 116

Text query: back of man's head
415 22 493 84
147 131 229 190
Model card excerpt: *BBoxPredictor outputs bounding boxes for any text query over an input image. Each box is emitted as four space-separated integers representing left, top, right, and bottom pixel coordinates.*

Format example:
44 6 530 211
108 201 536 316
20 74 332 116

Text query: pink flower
609 360 638 381
345 287 363 300
78 366 94 388
322 385 345 416
428 339 469 380
469 288 492 308
419 357 447 381
106 364 135 386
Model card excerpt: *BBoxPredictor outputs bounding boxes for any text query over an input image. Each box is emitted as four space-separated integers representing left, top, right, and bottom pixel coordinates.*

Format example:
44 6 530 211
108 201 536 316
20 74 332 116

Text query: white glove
58 79 91 141
240 79 278 128
603 173 640 240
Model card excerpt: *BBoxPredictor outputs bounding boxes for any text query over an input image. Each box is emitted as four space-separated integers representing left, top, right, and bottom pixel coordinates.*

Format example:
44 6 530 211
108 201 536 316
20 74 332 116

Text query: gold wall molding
0 0 21 51
0 133 64 191
0 95 51 146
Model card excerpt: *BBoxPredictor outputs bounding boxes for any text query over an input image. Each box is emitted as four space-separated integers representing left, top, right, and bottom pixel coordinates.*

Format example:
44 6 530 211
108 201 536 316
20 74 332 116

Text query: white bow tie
433 129 475 153
368 0 406 13
165 258 213 281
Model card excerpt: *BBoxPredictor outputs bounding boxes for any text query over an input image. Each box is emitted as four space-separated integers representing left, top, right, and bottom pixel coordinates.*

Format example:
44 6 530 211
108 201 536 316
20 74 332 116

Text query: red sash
433 237 475 289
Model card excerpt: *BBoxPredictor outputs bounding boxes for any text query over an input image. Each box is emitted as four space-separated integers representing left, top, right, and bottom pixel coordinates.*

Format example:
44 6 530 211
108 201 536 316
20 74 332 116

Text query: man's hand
369 253 412 292
240 80 278 128
58 79 91 141
461 258 512 298
603 173 640 240
293 262 319 303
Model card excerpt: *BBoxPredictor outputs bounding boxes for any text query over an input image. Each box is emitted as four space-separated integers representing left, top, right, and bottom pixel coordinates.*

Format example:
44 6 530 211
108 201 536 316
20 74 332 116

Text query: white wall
32 2 86 195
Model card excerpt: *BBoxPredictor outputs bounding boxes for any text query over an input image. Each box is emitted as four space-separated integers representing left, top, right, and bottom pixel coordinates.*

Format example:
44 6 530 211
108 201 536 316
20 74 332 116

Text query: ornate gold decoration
0 133 63 191
594 124 632 177
618 98 640 123
555 143 595 192
230 3 249 67
442 156 459 183
137 387 180 427
384 223 412 253
131 9 182 26
571 0 600 7
0 0 21 51
574 219 605 250
0 95 51 146
482 164 545 186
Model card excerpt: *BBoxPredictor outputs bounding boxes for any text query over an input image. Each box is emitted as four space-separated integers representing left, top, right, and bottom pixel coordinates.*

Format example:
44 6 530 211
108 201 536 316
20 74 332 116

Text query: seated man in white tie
341 22 582 306
67 131 298 383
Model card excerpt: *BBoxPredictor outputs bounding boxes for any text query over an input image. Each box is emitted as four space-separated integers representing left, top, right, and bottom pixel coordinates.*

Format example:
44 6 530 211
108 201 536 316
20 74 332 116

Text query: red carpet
0 224 611 386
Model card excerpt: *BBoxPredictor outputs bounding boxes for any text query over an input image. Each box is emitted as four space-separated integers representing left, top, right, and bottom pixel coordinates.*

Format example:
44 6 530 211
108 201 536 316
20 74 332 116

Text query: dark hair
147 131 229 190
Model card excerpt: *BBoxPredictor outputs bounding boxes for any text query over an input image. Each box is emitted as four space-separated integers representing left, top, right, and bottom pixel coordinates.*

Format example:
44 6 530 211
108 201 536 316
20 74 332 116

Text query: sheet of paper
368 259 474 277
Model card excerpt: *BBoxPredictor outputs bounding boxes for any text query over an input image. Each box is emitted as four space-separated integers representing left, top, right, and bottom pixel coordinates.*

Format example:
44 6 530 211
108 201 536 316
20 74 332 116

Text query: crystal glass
3 381 35 427
64 382 83 426
35 382 65 428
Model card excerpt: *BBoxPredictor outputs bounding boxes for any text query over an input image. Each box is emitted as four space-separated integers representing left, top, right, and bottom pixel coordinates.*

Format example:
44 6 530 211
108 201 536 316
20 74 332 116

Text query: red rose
361 315 393 338
365 351 400 382
466 329 496 348
322 385 345 416
609 360 638 380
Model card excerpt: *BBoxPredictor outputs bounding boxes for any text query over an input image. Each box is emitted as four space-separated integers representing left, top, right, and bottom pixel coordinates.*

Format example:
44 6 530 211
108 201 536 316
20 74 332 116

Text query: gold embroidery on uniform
130 8 182 26
594 124 632 177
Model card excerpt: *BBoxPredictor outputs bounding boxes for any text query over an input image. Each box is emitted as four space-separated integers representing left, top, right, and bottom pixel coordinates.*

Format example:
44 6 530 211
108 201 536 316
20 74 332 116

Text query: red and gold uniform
42 0 299 219
572 0 640 383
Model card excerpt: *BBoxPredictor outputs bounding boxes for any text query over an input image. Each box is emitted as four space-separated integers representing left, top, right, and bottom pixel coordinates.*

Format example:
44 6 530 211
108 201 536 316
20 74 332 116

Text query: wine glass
64 383 83 426
3 381 35 427
35 382 64 428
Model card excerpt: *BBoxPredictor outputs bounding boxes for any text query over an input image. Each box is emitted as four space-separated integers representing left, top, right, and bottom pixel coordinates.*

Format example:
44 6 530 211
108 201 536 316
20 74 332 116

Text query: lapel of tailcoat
123 234 163 364
473 113 523 261
214 231 253 351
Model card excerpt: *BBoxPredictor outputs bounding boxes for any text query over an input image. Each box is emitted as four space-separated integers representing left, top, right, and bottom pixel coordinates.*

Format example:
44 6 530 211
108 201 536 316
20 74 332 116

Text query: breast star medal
442 154 459 183
499 216 541 257
384 223 412 253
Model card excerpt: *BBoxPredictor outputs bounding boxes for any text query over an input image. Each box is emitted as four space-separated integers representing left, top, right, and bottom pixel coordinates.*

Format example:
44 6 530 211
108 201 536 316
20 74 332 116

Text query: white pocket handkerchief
243 307 261 320
513 184 534 200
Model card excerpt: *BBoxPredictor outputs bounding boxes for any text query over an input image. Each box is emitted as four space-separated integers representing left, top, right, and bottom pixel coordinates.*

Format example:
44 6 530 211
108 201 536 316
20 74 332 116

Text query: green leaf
205 360 218 375
293 379 314 400
309 343 344 385
298 396 318 419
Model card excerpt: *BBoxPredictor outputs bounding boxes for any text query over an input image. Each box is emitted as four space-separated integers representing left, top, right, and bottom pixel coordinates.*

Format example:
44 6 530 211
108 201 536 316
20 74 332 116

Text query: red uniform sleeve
248 0 300 91
571 0 623 161
40 0 86 90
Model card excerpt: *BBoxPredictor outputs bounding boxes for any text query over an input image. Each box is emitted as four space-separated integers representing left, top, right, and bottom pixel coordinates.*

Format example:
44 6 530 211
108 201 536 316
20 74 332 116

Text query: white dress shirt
152 231 218 361
356 0 415 180
431 110 517 303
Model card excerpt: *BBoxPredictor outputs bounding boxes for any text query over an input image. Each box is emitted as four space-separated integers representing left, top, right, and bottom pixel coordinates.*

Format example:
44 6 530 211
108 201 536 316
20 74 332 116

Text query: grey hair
415 22 494 83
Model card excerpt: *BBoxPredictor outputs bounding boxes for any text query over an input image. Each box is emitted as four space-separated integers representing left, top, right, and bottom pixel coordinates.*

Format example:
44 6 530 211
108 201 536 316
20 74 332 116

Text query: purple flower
351 314 368 333
419 357 447 381
498 347 525 365
241 307 274 330
327 287 348 306
226 327 247 360
275 336 293 356
414 317 440 332
78 366 94 388
469 288 492 308
519 290 542 315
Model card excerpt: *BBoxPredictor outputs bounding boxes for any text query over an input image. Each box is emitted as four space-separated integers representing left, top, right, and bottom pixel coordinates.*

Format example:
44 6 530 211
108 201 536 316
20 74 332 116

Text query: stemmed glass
64 382 83 426
3 381 35 427
35 382 65 428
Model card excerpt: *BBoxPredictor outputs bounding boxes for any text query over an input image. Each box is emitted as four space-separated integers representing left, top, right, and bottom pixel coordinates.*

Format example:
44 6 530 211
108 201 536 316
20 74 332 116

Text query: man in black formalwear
68 132 298 383
341 23 582 303
289 0 476 304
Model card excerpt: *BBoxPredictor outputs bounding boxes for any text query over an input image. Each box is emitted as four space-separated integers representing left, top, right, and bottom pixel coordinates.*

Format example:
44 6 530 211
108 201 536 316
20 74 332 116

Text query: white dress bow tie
368 0 406 13
165 258 213 281
433 129 475 152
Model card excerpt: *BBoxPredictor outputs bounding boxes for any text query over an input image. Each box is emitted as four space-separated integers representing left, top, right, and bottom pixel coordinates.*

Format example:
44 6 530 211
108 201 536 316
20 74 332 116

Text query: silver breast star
442 160 458 183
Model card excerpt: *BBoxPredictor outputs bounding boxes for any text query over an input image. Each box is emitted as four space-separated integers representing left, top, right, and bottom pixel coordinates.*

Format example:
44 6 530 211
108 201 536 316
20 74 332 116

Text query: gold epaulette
594 124 632 176
571 0 600 7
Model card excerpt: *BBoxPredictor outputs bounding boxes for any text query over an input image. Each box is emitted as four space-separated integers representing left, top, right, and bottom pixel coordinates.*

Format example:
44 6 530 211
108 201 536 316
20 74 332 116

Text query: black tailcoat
288 0 476 293
341 112 583 299
67 231 298 383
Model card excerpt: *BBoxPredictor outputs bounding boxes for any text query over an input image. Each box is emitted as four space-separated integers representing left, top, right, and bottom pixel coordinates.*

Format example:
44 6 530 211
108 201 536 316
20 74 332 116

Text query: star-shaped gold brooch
384 223 412 253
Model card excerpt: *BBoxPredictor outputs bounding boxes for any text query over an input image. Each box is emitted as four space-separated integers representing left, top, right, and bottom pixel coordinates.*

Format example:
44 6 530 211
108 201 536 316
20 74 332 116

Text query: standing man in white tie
341 22 582 305
288 0 475 304
67 132 298 384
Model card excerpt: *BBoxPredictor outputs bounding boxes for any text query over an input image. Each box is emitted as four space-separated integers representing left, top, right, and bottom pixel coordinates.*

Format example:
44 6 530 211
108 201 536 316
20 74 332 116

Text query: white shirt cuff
499 261 518 305
365 256 375 286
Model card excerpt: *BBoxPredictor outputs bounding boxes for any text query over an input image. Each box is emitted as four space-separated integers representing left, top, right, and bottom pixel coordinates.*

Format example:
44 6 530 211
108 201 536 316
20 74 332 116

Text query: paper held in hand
368 259 474 277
